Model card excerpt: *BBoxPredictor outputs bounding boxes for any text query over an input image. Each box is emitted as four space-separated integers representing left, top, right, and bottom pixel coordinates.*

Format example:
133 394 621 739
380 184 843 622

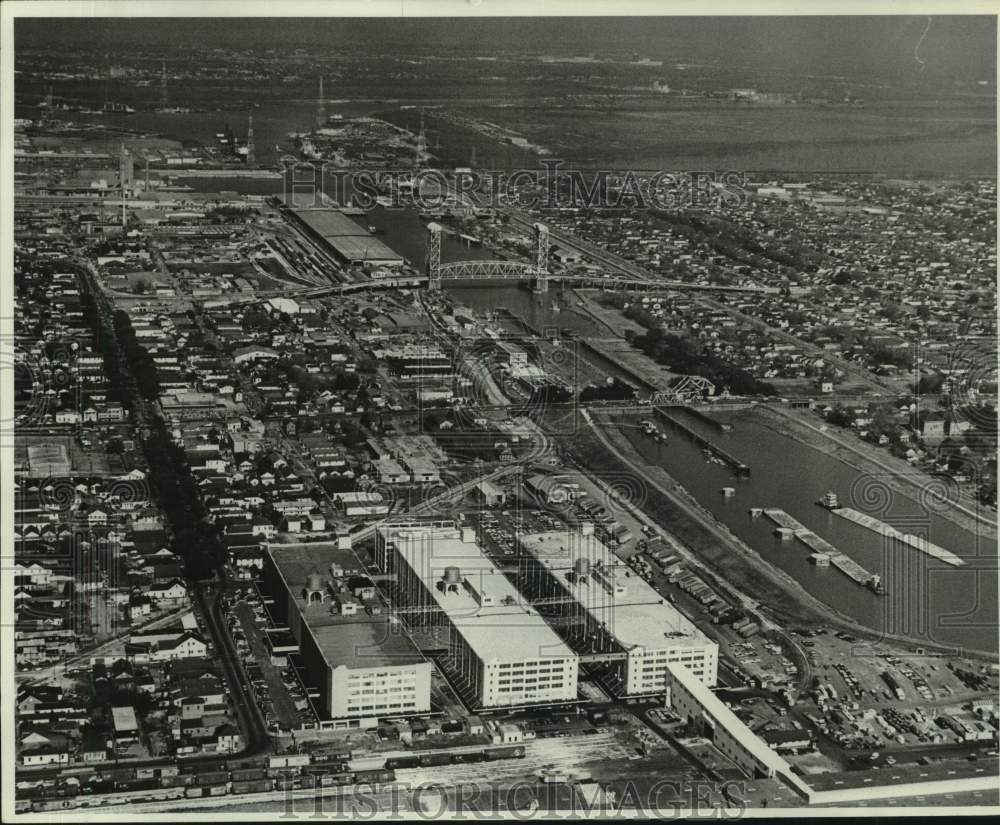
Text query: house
476 480 507 507
215 724 242 753
155 632 208 661
129 595 152 621
21 745 69 767
147 579 188 606
232 345 279 364
112 705 140 746
251 519 278 539
81 730 109 762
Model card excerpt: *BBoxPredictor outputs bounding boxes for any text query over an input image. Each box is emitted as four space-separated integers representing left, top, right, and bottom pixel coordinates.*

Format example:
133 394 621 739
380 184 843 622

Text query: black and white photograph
1 1 998 818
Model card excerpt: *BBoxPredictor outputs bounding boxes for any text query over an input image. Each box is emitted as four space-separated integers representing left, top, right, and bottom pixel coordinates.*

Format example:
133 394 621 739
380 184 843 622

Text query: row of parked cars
223 586 317 734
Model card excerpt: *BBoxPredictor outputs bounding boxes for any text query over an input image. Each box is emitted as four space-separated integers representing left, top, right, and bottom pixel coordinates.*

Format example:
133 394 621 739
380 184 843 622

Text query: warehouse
665 661 810 795
288 208 405 266
376 524 579 710
515 529 719 696
263 544 432 727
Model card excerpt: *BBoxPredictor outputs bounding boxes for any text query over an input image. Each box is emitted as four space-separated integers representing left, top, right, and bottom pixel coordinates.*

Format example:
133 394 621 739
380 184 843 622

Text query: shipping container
184 786 206 799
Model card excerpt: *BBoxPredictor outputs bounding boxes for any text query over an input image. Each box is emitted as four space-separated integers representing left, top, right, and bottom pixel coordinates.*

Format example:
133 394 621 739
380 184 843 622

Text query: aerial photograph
3 5 998 818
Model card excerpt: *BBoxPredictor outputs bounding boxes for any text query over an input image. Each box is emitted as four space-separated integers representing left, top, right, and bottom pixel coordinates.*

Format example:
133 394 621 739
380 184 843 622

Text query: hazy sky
15 16 996 82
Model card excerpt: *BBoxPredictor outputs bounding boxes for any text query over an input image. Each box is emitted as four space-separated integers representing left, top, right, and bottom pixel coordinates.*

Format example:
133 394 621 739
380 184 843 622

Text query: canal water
612 407 997 654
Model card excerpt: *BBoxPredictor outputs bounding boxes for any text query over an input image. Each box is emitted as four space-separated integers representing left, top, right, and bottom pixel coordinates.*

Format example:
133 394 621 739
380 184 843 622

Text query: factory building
263 544 432 728
515 530 718 696
376 524 579 710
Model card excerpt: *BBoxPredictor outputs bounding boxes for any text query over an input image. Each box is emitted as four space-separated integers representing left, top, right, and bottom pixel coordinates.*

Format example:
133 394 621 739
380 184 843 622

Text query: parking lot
227 591 316 733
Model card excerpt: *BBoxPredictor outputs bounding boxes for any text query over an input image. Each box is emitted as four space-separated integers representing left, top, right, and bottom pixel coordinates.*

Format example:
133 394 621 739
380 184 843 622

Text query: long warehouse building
287 207 405 266
376 524 579 710
515 529 719 695
263 544 432 728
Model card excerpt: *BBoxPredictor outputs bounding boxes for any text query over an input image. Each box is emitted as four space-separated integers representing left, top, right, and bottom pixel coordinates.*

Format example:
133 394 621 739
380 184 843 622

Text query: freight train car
483 746 526 760
384 756 421 770
353 769 395 785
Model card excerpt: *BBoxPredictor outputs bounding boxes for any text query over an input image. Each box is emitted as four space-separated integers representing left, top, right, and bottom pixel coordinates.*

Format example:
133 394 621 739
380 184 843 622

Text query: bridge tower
425 222 443 290
533 222 550 292
159 60 168 108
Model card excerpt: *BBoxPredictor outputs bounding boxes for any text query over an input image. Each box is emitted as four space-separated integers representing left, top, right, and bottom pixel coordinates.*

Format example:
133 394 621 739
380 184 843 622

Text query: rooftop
291 209 404 264
111 705 138 732
381 525 576 665
267 543 425 670
517 531 713 653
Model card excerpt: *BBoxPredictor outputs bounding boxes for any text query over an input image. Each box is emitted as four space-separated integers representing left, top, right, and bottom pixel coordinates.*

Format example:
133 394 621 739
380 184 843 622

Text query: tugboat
817 490 840 509
103 101 135 114
867 573 886 595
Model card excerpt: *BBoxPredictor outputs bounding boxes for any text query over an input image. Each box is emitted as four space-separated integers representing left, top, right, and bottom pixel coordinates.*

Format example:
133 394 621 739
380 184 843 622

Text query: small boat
817 491 840 509
103 101 135 114
867 574 886 595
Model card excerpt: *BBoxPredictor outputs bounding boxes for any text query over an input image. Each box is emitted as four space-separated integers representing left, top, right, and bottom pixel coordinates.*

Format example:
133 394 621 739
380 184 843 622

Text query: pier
763 508 882 590
654 407 750 477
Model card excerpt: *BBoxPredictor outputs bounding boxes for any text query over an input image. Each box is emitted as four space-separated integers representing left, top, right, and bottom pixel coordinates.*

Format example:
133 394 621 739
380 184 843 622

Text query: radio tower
315 76 326 130
415 110 426 168
246 111 255 164
159 60 168 108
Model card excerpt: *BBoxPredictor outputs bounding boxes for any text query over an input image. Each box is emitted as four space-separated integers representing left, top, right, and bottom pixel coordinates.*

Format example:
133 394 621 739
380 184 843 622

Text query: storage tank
573 557 591 577
443 566 463 584
306 572 324 592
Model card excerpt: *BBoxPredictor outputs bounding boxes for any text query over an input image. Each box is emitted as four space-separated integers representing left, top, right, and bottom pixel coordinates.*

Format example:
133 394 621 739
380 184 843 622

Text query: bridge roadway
267 269 776 299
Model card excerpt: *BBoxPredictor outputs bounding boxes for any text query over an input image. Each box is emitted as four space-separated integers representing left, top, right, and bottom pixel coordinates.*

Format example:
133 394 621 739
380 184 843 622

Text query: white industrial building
515 530 718 695
376 524 579 710
263 544 432 727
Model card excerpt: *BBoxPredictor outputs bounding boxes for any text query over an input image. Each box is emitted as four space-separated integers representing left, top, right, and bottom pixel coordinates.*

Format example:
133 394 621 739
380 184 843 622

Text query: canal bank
569 409 997 660
761 404 997 537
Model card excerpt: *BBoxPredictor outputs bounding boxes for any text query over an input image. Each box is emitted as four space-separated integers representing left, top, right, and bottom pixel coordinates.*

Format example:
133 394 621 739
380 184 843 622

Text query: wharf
831 507 964 567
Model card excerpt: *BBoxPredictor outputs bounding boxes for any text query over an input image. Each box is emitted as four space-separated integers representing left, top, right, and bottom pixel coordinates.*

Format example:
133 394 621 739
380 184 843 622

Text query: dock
831 507 964 567
763 508 881 589
655 407 750 477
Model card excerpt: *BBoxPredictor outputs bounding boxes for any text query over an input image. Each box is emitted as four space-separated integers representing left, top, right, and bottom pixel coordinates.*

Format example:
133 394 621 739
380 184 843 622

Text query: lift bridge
425 221 550 292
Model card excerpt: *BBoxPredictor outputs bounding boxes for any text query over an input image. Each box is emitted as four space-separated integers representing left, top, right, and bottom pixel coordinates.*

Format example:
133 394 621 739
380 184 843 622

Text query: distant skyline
15 16 997 82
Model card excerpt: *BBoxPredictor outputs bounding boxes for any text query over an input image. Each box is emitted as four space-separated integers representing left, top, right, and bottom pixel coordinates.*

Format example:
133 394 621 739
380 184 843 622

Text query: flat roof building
263 543 432 727
515 530 718 696
376 524 579 710
289 208 405 267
